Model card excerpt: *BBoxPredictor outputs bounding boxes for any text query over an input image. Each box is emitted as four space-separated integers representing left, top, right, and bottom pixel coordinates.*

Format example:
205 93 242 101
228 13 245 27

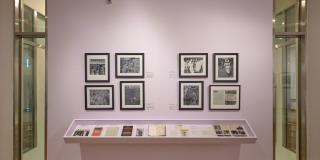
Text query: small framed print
209 85 240 110
213 53 238 82
85 85 114 110
179 81 204 110
85 53 110 82
179 53 208 78
120 81 145 110
116 53 144 78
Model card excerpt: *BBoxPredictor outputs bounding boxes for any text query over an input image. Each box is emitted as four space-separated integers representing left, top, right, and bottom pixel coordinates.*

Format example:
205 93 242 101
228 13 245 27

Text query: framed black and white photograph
179 53 208 78
120 81 145 110
179 81 204 110
213 53 238 82
209 85 240 110
85 85 114 110
116 53 144 78
85 53 110 82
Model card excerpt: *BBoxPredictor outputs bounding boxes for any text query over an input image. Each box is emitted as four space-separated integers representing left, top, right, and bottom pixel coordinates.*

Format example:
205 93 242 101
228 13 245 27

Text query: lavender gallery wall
48 0 272 160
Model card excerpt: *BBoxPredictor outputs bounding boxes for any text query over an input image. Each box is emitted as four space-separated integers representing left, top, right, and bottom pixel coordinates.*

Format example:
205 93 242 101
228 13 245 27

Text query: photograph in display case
85 85 114 110
115 53 144 78
213 124 247 137
209 85 240 110
73 129 90 137
121 126 133 136
213 124 231 136
85 53 110 82
120 81 145 110
229 125 247 137
213 53 238 82
136 128 145 136
179 81 204 110
72 125 92 137
179 53 208 78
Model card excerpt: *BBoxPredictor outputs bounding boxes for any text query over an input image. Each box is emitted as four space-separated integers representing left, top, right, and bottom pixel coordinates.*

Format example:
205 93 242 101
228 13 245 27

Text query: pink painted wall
47 0 273 160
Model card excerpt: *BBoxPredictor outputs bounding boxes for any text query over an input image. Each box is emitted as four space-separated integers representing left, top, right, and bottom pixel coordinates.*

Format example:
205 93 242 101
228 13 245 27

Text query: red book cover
91 127 103 136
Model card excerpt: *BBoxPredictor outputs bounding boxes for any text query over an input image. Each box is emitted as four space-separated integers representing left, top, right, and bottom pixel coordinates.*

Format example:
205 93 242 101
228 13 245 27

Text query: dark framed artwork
115 53 144 78
85 53 110 82
209 85 240 110
179 81 204 110
85 85 114 110
213 53 239 82
179 53 208 78
120 81 145 110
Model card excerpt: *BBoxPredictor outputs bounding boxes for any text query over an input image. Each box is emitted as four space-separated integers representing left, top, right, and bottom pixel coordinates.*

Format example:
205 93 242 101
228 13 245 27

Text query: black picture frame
85 85 114 110
209 85 241 110
120 81 145 110
115 53 145 78
179 53 208 78
85 53 110 82
213 53 239 82
179 81 204 110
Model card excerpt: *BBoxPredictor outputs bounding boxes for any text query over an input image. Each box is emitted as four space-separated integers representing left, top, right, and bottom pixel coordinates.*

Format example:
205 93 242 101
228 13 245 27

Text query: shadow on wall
80 144 241 160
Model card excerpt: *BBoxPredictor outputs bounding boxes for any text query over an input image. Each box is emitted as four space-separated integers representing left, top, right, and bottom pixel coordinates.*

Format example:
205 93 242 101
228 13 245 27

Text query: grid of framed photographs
82 52 241 111
177 53 240 111
84 53 145 111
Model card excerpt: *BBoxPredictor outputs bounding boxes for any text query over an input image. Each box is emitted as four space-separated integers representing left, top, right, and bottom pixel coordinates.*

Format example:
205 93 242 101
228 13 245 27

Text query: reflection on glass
23 5 34 32
282 41 297 152
274 0 299 32
36 13 46 32
285 5 299 32
15 0 20 32
17 3 46 33
275 13 285 32
274 38 298 160
22 42 35 153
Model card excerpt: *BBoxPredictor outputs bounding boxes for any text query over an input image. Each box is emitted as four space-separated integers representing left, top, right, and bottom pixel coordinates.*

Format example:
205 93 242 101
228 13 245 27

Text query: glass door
273 0 306 160
274 37 299 160
14 0 46 160
19 38 46 160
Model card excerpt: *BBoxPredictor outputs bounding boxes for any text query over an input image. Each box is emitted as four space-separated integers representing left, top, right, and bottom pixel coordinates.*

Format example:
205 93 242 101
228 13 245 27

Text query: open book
148 124 166 136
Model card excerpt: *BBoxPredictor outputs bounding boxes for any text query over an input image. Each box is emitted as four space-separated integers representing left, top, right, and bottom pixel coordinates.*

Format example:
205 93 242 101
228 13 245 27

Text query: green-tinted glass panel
22 40 35 153
23 5 34 32
35 13 46 32
20 38 46 160
275 13 285 32
274 0 299 33
285 5 299 32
